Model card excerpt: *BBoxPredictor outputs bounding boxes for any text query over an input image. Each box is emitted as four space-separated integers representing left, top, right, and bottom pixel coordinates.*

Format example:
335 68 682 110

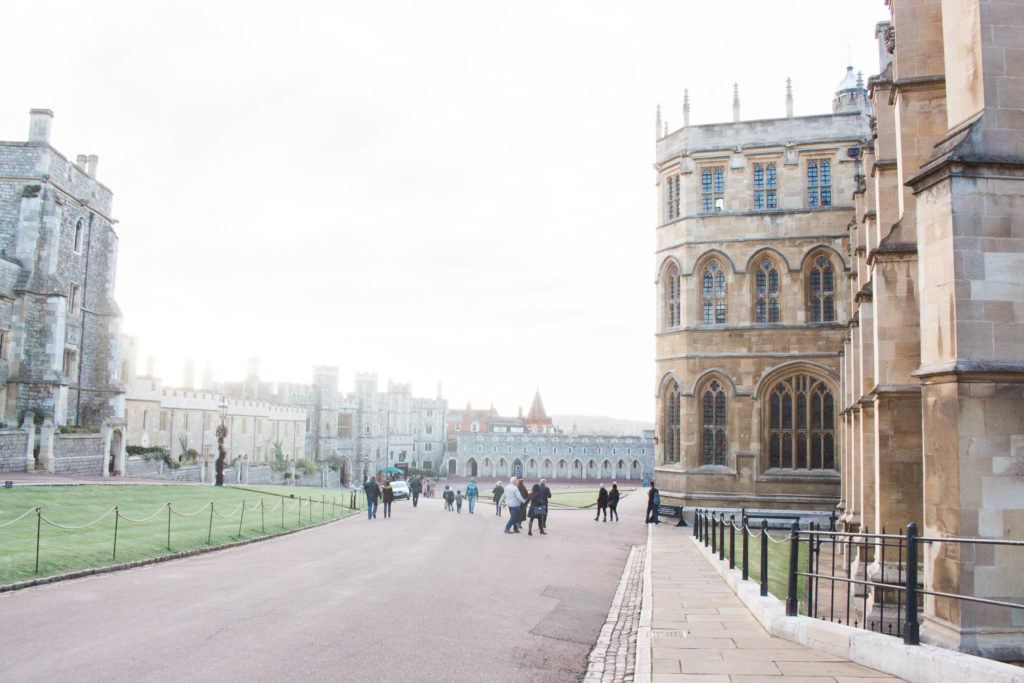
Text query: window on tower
807 159 832 208
701 166 725 213
753 162 778 210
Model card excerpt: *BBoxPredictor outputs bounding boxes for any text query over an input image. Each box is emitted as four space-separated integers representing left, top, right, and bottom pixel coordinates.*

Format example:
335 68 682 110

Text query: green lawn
548 487 635 509
0 485 358 586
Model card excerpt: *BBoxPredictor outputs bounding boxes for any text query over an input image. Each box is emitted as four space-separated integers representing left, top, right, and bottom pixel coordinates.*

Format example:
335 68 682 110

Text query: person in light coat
502 477 525 533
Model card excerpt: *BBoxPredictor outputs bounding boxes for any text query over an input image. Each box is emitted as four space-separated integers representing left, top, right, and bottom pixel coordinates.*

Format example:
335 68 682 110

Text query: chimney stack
86 154 99 179
732 83 741 123
683 89 690 127
785 78 794 118
28 109 54 144
76 154 89 170
655 104 662 140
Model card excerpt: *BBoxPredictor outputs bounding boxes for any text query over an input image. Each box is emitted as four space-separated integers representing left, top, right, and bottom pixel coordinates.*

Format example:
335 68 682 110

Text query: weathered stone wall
52 433 103 475
0 430 27 472
453 432 653 480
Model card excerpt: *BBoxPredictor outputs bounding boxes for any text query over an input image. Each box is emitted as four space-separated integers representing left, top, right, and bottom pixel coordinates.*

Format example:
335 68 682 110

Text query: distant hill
551 415 654 437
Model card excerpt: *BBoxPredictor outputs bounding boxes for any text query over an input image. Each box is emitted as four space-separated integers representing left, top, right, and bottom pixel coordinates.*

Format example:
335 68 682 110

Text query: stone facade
0 109 126 476
449 430 654 481
654 0 1024 661
653 76 871 511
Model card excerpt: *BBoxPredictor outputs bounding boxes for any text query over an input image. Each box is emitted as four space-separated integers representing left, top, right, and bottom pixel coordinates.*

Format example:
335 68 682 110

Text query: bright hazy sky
1 1 887 422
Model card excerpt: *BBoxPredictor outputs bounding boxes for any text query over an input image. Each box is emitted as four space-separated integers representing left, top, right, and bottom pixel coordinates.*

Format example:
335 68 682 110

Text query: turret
833 66 868 114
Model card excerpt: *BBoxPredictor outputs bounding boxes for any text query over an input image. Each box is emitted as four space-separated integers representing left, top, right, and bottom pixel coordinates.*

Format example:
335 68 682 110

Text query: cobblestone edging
0 511 360 594
584 543 646 682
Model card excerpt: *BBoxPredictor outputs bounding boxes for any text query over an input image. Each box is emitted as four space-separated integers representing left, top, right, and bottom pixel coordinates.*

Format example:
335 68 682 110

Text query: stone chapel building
655 0 1024 660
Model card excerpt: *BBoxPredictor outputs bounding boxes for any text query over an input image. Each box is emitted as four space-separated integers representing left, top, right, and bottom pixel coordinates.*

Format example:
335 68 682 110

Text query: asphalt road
0 489 648 682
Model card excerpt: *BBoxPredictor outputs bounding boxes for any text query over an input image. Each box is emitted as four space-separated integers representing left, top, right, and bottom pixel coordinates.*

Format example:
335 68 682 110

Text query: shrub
295 458 319 475
126 446 178 469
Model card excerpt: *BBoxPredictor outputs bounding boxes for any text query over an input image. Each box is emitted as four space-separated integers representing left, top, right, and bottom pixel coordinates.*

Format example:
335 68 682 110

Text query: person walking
646 481 661 525
410 477 422 508
381 480 394 519
363 476 381 520
527 483 548 536
608 482 620 522
595 484 609 522
516 478 530 527
443 485 454 511
503 477 525 533
492 481 505 516
466 479 478 514
455 489 464 513
539 478 552 528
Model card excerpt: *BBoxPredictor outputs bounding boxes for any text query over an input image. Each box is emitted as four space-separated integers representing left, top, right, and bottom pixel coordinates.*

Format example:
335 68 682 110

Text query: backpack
652 491 661 506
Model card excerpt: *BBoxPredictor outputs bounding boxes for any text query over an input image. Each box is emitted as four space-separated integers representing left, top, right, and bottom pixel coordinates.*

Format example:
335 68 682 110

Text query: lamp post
215 401 229 487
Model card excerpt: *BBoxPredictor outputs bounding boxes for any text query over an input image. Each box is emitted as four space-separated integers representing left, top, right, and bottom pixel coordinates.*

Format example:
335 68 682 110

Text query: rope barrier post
35 507 42 574
729 514 736 569
693 508 700 538
238 500 246 538
904 523 920 645
207 502 214 544
805 522 815 616
167 503 172 551
786 520 800 616
704 511 709 547
760 519 768 597
719 513 725 562
741 513 749 581
281 498 285 529
322 495 325 518
261 499 265 534
113 507 120 560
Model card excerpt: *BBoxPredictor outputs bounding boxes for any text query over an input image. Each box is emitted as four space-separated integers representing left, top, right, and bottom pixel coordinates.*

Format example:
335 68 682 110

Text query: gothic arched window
662 379 680 464
74 219 84 253
700 379 727 466
754 257 781 323
766 374 835 470
808 255 836 322
664 264 681 328
702 261 726 324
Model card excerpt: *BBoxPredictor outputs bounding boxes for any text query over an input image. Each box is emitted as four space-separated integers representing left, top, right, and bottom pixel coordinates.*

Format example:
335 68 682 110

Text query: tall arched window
807 255 835 322
74 219 84 253
766 374 835 470
702 261 726 324
754 257 781 323
662 380 680 464
700 379 727 465
664 264 680 328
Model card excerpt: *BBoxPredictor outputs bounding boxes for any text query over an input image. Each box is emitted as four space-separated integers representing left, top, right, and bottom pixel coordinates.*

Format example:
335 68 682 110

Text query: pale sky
1 1 887 422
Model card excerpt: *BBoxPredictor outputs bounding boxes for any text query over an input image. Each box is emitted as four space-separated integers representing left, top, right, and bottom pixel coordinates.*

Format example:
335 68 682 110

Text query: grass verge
0 484 358 586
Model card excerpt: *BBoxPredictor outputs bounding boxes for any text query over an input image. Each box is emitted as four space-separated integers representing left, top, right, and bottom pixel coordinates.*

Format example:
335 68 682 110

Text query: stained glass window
665 173 681 221
753 162 778 210
766 374 835 470
663 380 680 464
665 264 681 328
702 261 726 324
754 258 781 323
808 255 836 322
807 159 832 208
701 380 727 466
701 166 725 213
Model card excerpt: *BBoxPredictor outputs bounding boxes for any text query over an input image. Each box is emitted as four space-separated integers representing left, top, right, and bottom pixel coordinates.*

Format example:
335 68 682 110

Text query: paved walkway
648 524 901 682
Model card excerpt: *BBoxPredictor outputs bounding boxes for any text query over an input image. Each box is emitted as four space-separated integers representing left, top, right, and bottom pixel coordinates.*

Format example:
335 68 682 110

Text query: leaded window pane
702 261 726 324
701 380 728 466
765 375 836 471
797 433 807 469
756 300 766 323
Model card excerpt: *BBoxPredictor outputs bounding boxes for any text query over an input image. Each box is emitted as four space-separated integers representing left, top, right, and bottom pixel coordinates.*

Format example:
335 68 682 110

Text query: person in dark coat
595 484 609 522
492 481 505 516
381 481 395 519
516 479 530 525
527 483 549 536
539 478 552 528
363 477 380 520
646 482 660 525
409 477 422 508
608 482 620 522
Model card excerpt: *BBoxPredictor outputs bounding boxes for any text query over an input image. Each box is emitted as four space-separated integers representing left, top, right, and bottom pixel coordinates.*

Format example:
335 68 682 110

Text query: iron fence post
729 514 736 569
786 520 800 616
207 501 214 544
805 522 815 616
113 506 120 560
711 512 717 553
166 502 172 550
261 498 265 533
760 519 768 597
904 523 920 645
719 513 725 561
35 507 41 573
238 500 246 537
741 514 749 581
694 508 700 538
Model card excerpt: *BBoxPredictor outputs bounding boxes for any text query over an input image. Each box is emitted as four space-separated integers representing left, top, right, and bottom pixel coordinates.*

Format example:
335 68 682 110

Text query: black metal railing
692 508 1024 646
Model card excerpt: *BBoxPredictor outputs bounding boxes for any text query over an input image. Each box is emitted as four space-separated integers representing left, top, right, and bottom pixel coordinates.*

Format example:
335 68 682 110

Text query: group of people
491 478 550 535
593 483 621 522
440 480 480 513
361 477 396 520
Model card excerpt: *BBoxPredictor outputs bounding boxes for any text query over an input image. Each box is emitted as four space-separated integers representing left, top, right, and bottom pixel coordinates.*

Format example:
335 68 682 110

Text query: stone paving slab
647 524 903 682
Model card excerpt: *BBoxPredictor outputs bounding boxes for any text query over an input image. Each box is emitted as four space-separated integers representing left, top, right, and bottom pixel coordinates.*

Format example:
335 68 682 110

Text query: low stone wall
53 434 104 476
0 430 28 473
125 456 161 478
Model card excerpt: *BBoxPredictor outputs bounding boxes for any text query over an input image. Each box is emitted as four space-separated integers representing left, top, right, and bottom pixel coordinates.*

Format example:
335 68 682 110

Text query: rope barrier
0 507 38 529
170 503 212 518
765 530 793 543
39 507 116 530
118 506 170 524
211 502 245 520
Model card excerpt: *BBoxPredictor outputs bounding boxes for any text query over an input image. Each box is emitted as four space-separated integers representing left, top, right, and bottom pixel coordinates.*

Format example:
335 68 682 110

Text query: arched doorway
108 429 123 475
587 460 599 479
526 459 538 478
542 459 553 478
557 459 568 478
497 458 508 477
511 459 524 478
483 458 493 477
573 459 583 479
601 459 613 479
616 459 627 479
447 458 457 476
339 456 352 486
630 460 641 479
467 458 478 477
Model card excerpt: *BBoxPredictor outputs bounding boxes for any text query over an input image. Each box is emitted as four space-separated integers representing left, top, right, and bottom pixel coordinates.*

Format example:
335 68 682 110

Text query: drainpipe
75 211 94 425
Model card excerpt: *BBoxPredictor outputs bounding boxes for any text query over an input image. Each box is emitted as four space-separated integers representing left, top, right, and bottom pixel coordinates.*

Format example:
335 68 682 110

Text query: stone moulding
687 535 1024 683
912 360 1024 384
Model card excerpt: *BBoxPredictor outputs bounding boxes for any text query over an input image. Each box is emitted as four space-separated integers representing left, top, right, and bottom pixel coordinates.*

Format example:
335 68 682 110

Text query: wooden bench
655 504 687 527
